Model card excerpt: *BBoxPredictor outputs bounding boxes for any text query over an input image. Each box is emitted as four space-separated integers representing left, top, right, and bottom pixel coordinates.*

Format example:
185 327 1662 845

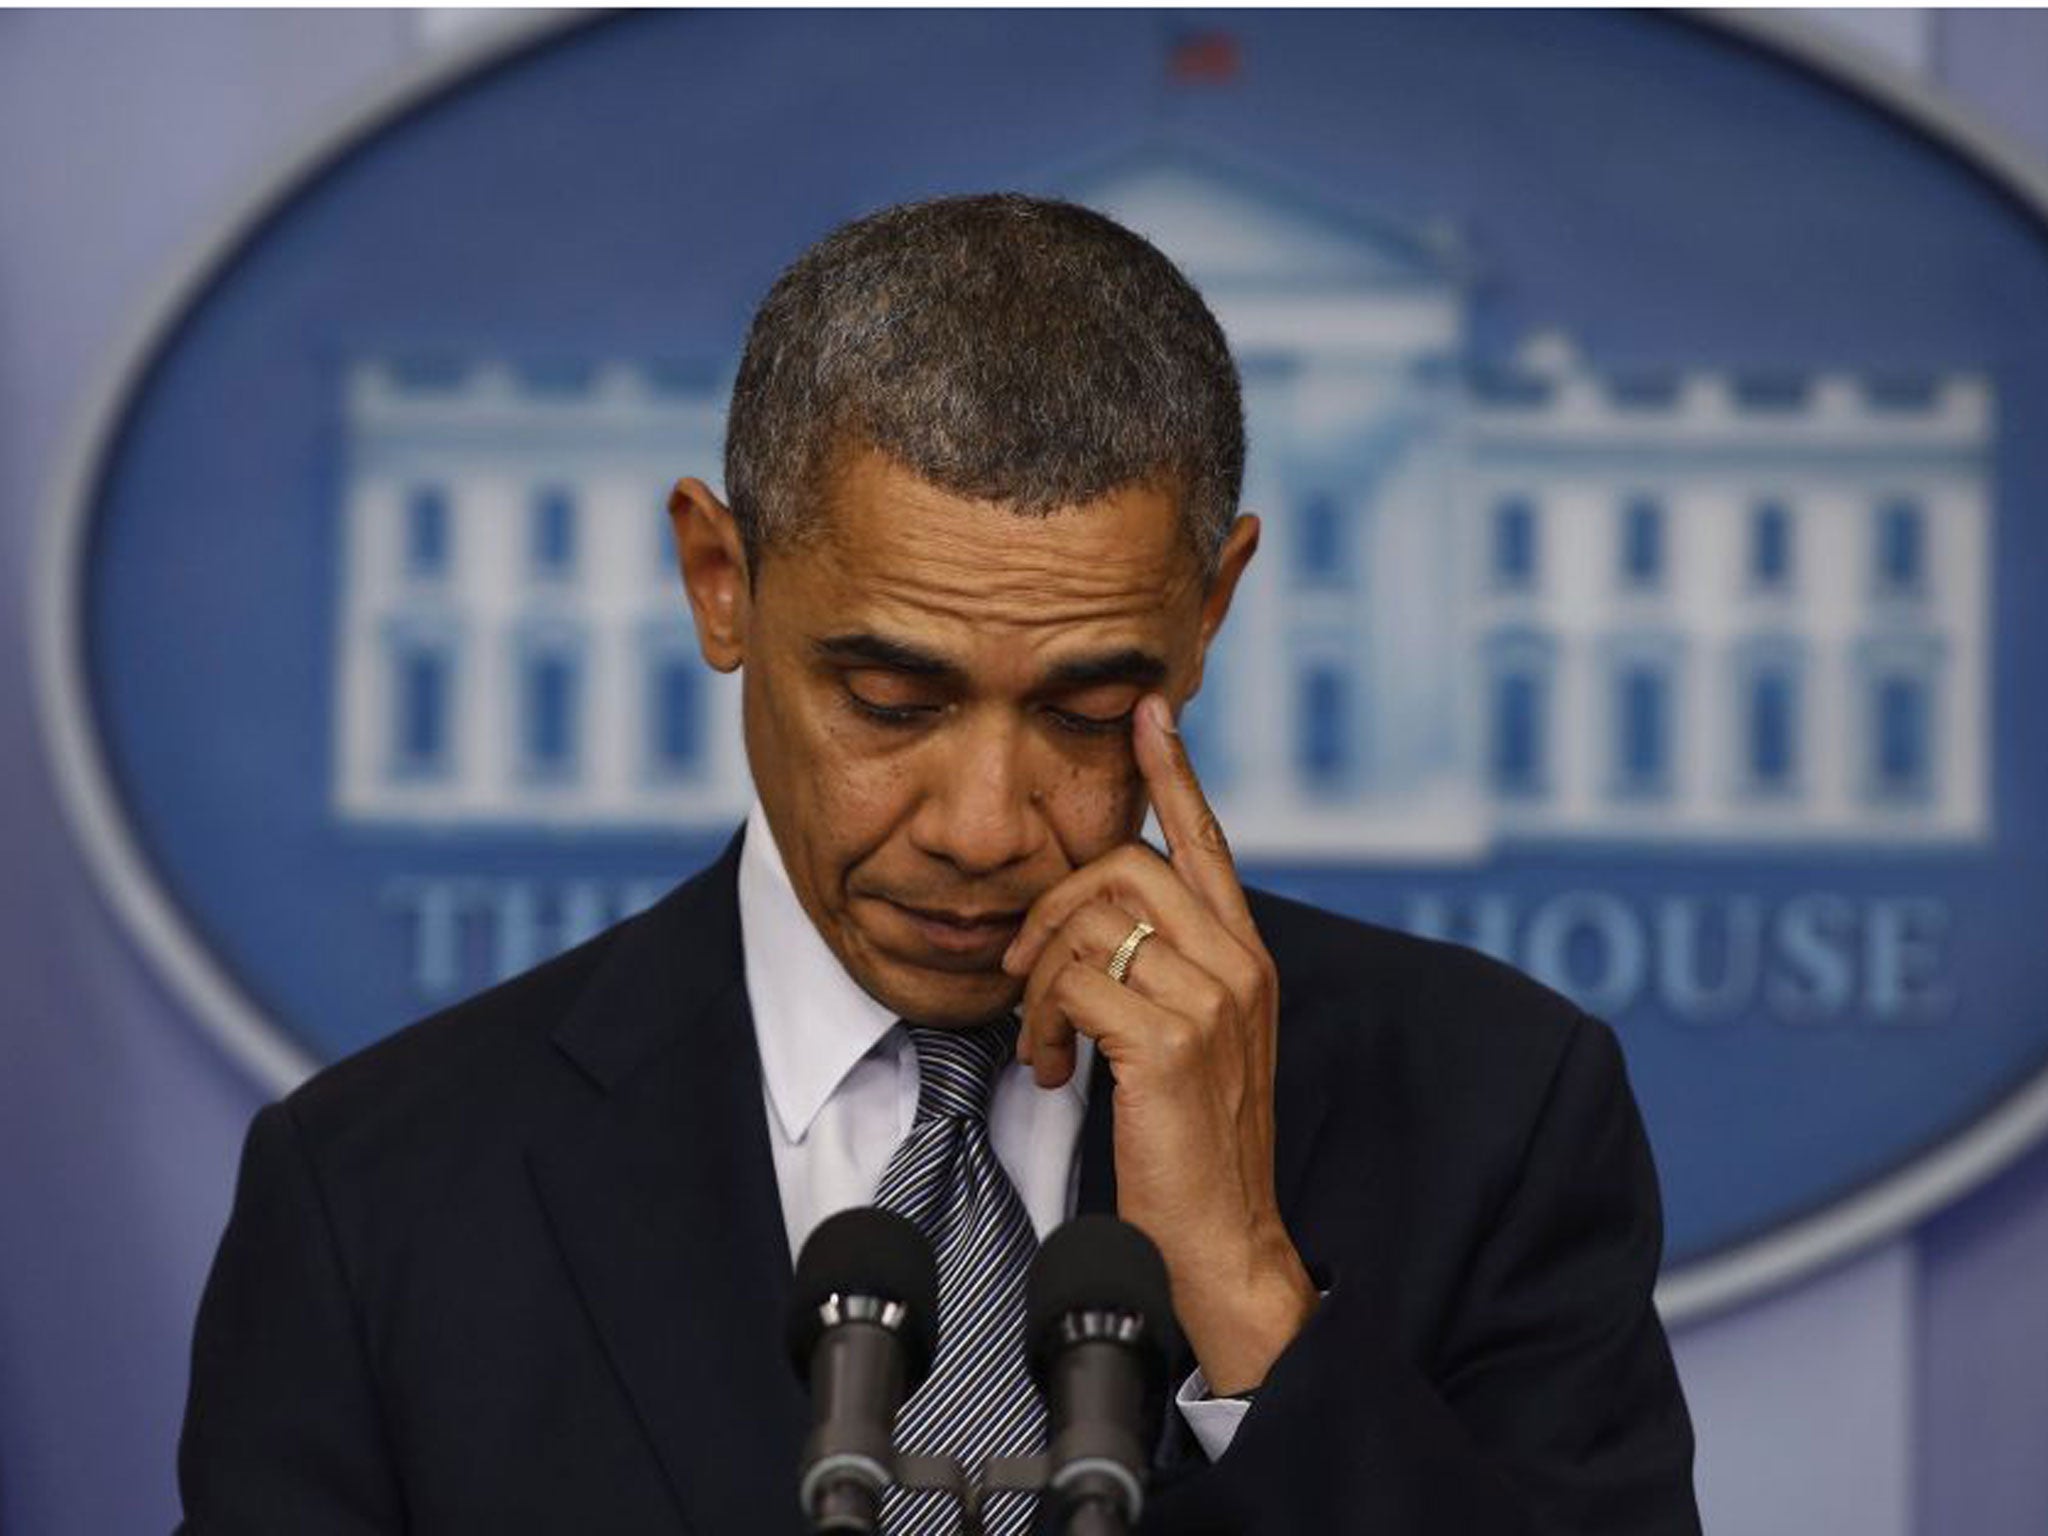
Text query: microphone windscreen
786 1206 940 1385
1025 1214 1180 1383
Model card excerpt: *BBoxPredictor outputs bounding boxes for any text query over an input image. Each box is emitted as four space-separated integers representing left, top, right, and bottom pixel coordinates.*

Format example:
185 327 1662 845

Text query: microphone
1027 1215 1180 1536
786 1207 940 1534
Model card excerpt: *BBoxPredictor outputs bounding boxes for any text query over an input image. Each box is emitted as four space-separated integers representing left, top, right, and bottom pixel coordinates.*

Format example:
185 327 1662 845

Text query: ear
1183 514 1260 703
669 477 750 673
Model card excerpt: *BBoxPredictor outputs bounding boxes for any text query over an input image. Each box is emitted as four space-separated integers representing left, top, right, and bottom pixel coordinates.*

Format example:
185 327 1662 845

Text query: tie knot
903 1019 1017 1123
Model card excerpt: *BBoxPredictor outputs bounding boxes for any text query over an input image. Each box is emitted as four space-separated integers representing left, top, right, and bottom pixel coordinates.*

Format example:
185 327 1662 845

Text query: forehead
771 447 1205 652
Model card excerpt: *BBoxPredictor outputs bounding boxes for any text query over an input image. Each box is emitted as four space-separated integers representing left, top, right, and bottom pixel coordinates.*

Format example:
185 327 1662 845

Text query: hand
1001 693 1318 1396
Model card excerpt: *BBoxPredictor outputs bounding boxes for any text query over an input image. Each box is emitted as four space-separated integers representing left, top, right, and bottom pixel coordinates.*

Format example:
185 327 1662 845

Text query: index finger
1134 692 1255 934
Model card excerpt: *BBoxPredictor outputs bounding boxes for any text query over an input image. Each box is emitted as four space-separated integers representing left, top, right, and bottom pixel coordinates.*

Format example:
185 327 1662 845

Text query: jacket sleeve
1145 1014 1701 1535
177 1101 406 1534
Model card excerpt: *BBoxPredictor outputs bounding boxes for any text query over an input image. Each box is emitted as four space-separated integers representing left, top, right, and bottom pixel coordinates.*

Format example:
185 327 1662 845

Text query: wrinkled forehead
768 446 1208 654
796 433 1194 557
815 448 1196 598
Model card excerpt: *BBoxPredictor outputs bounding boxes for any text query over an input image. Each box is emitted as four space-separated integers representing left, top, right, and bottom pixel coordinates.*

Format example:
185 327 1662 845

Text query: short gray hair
723 193 1244 575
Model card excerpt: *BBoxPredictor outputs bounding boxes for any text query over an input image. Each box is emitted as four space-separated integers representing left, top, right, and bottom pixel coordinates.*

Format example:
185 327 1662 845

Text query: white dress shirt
737 801 1249 1460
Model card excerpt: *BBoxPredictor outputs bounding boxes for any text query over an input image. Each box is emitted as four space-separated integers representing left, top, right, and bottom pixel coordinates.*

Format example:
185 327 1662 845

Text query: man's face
673 445 1255 1027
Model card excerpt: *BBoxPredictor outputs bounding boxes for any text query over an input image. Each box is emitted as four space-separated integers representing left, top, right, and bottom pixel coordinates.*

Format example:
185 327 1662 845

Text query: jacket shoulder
1249 885 1585 1037
279 916 624 1157
276 834 744 1181
1247 884 1597 1122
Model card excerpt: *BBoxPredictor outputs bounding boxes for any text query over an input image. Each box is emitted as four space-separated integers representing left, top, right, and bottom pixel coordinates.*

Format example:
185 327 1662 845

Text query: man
178 194 1700 1533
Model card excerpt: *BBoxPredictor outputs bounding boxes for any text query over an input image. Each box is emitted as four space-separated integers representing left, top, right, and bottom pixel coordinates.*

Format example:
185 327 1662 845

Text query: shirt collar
739 801 899 1144
737 800 1092 1144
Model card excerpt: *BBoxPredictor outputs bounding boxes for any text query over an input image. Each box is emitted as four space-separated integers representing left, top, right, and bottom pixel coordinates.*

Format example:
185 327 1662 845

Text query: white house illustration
330 146 1993 859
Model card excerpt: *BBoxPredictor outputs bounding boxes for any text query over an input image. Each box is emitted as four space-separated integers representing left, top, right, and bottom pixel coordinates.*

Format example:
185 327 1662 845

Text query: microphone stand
890 1451 1060 1536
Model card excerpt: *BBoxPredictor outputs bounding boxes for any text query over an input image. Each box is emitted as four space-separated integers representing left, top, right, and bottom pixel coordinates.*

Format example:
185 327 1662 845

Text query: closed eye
845 691 940 727
1044 703 1136 736
1041 682 1141 736
838 670 1140 736
841 669 946 727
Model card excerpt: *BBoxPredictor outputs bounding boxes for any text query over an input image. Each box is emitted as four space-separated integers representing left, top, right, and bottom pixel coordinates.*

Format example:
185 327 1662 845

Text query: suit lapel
1075 1048 1119 1217
527 835 808 1534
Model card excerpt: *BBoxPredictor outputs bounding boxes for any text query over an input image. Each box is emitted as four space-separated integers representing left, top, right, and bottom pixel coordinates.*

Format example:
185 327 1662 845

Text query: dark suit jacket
178 830 1700 1534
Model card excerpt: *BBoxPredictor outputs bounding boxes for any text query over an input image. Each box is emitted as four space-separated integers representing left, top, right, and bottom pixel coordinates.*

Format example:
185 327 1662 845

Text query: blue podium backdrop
46 10 2048 1315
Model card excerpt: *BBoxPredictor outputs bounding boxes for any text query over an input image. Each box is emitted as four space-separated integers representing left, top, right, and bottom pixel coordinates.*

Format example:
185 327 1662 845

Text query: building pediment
1053 138 1465 293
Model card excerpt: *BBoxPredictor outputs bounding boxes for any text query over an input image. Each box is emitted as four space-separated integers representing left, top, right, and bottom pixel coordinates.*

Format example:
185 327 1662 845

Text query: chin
868 962 1024 1029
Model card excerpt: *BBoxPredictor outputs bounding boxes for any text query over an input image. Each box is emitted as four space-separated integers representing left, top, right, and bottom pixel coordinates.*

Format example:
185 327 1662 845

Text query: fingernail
1144 694 1178 736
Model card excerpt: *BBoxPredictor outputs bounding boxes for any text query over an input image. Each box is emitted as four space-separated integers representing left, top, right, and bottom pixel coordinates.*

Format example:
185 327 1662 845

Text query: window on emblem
1296 493 1346 586
1747 669 1797 790
1620 496 1664 589
1490 668 1544 796
520 646 582 779
650 652 701 778
1484 628 1554 802
1873 673 1931 798
531 487 578 578
1875 498 1926 597
404 486 450 579
1492 497 1537 590
389 640 453 778
1750 500 1793 590
1613 663 1671 795
1295 664 1350 788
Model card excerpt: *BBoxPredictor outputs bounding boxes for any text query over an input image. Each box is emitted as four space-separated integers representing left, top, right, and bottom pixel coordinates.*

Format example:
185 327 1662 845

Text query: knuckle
1023 971 1051 1014
1079 901 1126 954
1157 1022 1199 1067
1222 939 1276 1002
1199 983 1234 1032
1055 901 1109 959
1252 949 1280 1000
1048 964 1085 1009
1105 844 1157 888
1095 894 1139 930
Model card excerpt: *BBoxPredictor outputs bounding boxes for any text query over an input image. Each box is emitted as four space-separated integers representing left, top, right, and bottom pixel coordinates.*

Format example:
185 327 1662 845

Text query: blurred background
4 8 2048 1532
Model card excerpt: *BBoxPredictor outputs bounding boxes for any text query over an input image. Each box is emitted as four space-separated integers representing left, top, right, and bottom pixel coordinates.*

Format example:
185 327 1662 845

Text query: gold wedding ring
1105 920 1156 986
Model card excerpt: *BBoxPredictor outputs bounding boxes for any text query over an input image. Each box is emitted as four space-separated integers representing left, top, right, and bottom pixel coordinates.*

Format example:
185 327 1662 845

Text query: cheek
1036 748 1147 858
746 668 886 847
818 753 920 841
782 695 924 853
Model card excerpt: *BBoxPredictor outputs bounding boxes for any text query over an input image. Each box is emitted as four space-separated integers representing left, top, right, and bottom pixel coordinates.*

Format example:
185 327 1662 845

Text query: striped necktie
873 1019 1045 1536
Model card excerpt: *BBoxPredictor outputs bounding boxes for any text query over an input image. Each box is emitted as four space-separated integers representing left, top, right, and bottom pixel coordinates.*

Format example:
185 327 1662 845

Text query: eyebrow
813 633 958 678
1041 648 1169 692
812 632 1169 692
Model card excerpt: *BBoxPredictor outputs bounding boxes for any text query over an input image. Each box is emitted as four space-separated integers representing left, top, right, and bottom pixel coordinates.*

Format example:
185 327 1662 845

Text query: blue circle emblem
41 10 2048 1318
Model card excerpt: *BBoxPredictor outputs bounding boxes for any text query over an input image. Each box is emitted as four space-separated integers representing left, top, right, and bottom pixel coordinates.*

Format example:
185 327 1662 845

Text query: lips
878 897 1026 963
898 903 1024 930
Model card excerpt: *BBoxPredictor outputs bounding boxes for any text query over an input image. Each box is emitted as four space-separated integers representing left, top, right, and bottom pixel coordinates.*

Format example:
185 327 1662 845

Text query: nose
907 709 1045 878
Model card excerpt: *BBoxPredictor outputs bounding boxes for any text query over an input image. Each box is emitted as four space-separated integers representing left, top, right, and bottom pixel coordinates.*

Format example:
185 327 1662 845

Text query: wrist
1169 1226 1318 1398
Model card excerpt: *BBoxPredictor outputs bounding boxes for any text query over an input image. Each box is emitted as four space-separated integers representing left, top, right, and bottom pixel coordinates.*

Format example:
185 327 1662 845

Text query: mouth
877 898 1027 965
